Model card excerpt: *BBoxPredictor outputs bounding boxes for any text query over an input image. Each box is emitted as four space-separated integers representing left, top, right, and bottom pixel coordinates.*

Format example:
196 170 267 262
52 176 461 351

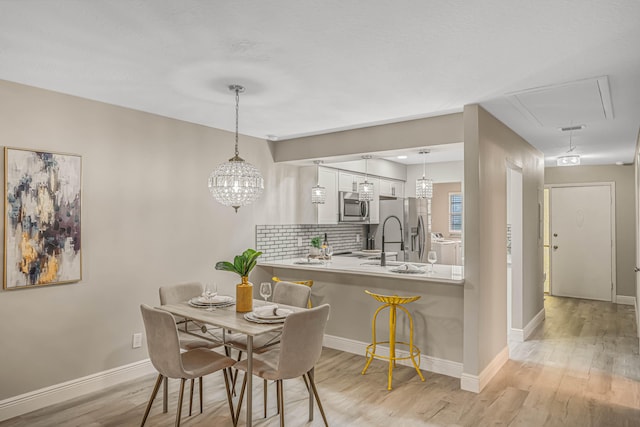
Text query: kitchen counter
259 255 464 285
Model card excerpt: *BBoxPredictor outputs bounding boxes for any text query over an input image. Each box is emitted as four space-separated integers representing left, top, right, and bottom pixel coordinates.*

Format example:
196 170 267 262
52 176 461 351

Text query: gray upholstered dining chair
140 304 236 427
159 282 223 415
227 281 312 416
234 304 331 427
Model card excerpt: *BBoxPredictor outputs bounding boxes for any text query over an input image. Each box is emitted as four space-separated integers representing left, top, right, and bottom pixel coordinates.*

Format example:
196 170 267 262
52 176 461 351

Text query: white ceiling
1 1 639 167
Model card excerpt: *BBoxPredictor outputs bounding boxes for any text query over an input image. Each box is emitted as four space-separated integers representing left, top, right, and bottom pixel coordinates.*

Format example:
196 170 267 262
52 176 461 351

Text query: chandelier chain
234 87 240 157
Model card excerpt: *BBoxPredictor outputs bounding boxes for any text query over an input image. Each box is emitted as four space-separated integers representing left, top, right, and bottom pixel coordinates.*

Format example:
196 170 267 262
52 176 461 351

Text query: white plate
253 307 292 320
244 312 286 324
194 295 233 304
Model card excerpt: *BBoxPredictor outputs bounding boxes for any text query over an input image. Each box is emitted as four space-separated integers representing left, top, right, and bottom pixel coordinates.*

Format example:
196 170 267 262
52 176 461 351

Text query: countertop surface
259 255 464 285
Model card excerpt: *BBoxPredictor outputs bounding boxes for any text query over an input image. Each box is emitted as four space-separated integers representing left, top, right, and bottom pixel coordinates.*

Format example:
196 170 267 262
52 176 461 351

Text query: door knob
553 233 558 237
635 267 640 272
553 245 558 250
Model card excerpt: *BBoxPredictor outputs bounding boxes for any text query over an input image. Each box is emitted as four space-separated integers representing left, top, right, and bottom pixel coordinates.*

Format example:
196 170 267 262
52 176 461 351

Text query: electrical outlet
297 237 303 246
356 234 361 243
132 333 142 349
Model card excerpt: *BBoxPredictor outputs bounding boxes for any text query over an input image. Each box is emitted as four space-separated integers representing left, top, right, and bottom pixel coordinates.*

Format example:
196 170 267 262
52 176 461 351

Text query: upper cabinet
297 166 339 224
317 168 339 224
379 179 404 198
338 171 361 192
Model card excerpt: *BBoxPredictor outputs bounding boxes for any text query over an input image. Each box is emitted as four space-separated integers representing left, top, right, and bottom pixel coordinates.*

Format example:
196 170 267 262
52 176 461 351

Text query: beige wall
432 182 462 239
545 165 636 297
271 113 464 162
0 80 299 400
463 105 545 378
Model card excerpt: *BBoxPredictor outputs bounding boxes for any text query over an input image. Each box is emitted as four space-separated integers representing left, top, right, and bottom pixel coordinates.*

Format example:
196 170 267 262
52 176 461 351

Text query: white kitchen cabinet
317 168 339 224
379 179 404 198
298 166 338 224
369 177 380 224
338 171 360 192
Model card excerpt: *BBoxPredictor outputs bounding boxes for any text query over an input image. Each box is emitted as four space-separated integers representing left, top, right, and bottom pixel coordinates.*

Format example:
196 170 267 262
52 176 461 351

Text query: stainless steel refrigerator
405 197 430 263
377 197 430 263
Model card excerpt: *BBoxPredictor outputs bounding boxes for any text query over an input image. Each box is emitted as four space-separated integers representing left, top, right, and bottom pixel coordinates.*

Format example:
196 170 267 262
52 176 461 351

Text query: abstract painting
4 148 82 289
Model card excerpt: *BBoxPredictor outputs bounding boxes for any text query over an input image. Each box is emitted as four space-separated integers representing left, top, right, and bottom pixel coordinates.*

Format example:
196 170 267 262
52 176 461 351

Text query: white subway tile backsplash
256 224 367 260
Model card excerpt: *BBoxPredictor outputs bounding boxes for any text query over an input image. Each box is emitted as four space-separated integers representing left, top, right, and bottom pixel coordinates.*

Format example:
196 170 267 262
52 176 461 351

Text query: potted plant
309 236 322 256
215 248 262 312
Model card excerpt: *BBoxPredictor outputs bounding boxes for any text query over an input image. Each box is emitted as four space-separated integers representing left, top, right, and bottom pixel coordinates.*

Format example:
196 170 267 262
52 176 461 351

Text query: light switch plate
132 333 142 349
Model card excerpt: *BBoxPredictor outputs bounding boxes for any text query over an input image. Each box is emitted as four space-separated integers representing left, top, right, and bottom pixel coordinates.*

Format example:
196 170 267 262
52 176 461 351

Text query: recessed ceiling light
616 161 624 166
397 155 408 159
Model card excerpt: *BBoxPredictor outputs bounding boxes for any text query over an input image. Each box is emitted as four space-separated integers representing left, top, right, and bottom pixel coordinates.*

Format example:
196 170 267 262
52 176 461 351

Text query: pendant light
208 84 264 212
311 160 326 204
556 127 581 166
358 155 374 201
416 150 433 199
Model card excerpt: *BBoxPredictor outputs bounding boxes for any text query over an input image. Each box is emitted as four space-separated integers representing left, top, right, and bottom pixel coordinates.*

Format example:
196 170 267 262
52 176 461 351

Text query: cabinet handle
392 186 395 196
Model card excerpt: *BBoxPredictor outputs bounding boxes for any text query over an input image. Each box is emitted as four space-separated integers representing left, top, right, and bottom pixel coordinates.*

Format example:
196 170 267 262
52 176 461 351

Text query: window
449 192 462 234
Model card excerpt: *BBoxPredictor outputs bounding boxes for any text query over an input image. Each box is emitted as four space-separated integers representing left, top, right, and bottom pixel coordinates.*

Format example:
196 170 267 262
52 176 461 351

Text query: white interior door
550 184 613 301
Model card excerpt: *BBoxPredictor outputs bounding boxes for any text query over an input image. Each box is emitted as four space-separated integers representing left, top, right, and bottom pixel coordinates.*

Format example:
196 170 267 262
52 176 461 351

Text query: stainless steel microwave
339 192 370 223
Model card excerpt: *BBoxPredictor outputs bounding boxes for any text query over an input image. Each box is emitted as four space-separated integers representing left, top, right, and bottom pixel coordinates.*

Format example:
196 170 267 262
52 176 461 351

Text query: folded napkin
396 263 422 271
254 305 293 318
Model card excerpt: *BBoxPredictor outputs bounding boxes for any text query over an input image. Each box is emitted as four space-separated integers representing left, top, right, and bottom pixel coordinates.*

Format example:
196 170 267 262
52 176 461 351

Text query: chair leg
277 379 285 427
199 377 204 414
307 371 329 427
223 368 237 426
234 372 248 426
141 374 163 427
163 376 168 413
176 378 186 427
231 350 244 396
188 379 194 416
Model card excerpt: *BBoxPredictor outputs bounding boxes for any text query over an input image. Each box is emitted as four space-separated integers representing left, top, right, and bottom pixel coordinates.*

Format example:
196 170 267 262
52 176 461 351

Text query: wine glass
259 282 272 306
325 245 334 261
427 251 437 274
203 283 218 310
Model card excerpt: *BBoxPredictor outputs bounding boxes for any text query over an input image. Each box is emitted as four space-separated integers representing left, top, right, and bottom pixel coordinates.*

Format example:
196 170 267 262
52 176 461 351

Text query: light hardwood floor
2 296 639 426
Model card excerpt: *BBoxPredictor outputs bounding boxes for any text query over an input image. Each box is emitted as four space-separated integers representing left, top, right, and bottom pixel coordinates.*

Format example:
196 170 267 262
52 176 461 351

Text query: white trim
0 359 155 422
460 346 509 393
615 295 636 306
510 307 546 343
323 334 463 379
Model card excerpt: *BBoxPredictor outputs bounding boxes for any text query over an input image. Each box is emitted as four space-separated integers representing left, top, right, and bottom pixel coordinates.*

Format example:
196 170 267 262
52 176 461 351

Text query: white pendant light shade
311 184 326 204
208 84 264 212
311 160 326 204
416 176 433 198
358 155 374 201
416 149 432 199
358 181 374 201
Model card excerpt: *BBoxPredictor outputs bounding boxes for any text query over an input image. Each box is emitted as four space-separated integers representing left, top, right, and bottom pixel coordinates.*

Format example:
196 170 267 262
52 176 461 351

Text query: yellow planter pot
236 276 253 312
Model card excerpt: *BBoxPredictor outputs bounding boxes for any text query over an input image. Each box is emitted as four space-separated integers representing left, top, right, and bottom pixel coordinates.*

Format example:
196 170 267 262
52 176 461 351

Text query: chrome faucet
381 215 405 266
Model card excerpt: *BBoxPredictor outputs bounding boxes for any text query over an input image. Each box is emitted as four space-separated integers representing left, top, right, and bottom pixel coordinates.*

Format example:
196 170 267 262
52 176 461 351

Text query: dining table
158 298 306 426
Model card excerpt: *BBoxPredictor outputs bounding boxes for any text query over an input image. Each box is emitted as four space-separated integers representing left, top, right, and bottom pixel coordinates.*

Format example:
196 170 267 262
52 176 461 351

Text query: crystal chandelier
208 85 264 212
416 150 433 199
358 155 374 201
311 160 326 204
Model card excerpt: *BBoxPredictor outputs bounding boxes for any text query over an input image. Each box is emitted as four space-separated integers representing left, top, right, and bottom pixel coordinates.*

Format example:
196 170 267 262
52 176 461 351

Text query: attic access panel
507 76 613 127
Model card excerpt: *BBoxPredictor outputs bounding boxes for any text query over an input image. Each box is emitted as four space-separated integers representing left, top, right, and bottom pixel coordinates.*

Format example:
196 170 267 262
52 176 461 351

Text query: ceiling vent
507 76 613 127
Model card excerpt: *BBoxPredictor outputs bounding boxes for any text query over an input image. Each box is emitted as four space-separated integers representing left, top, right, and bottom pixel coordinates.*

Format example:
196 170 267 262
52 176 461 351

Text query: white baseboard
460 345 509 393
509 307 545 343
0 359 155 422
323 334 463 379
616 295 636 306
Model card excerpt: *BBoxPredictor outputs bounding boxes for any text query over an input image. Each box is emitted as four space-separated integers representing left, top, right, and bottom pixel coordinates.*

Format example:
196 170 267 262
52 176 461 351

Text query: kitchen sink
360 261 404 266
